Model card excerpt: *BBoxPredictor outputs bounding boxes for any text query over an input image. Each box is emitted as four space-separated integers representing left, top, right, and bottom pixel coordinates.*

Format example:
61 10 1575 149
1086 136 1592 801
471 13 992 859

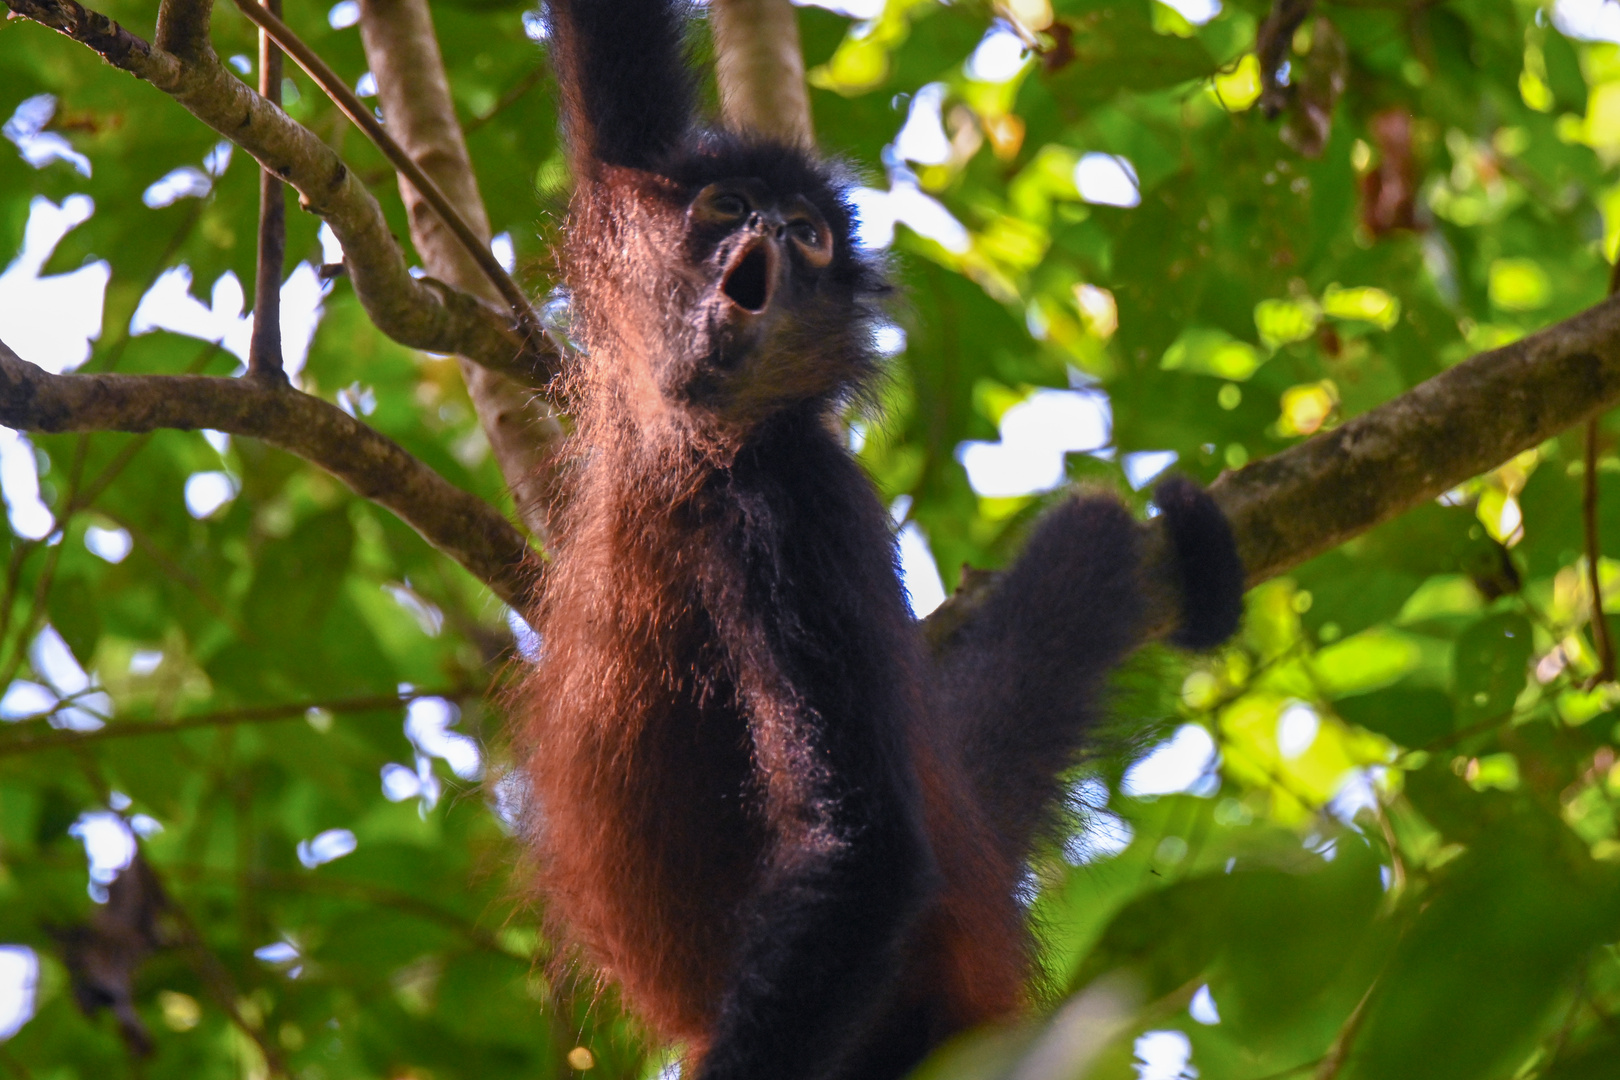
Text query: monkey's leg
692 718 938 1080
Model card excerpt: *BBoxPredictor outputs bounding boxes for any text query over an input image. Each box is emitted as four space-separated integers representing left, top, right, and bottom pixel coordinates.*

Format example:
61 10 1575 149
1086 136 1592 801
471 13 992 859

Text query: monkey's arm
544 0 694 170
940 477 1243 855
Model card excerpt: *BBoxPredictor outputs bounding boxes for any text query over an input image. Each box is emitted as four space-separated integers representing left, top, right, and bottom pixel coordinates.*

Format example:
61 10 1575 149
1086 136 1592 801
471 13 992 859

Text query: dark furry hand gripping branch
514 3 1245 1077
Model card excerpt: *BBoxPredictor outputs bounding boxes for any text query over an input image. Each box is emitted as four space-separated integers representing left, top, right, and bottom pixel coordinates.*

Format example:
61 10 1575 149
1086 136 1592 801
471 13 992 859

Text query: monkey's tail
935 477 1243 858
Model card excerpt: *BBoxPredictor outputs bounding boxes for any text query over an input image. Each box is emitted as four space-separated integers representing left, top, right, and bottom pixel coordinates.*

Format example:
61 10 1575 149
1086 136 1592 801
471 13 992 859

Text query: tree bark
357 0 568 544
0 341 542 612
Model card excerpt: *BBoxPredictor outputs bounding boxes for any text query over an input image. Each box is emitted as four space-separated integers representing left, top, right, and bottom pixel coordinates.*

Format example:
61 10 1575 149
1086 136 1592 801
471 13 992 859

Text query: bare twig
0 340 542 610
2 0 555 387
165 893 290 1076
0 686 484 758
247 0 287 383
1583 417 1614 684
1256 0 1314 118
463 64 546 135
1583 262 1620 685
1313 976 1377 1079
224 0 548 360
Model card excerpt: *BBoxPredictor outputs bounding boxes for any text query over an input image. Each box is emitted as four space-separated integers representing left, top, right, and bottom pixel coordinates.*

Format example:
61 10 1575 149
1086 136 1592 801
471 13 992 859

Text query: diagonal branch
356 0 569 542
930 294 1620 646
2 0 557 389
0 340 542 611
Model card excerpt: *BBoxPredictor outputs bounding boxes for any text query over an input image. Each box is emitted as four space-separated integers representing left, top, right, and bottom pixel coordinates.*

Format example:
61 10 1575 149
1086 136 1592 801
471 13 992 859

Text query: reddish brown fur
516 162 1028 1062
513 2 1243 1074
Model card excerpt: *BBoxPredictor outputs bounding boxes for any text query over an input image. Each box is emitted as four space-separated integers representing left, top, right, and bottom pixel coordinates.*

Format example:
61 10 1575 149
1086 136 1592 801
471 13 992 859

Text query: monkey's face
658 178 871 434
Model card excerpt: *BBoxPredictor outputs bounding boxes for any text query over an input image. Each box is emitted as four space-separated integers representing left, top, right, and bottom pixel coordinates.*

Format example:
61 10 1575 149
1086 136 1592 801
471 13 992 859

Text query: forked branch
226 0 549 357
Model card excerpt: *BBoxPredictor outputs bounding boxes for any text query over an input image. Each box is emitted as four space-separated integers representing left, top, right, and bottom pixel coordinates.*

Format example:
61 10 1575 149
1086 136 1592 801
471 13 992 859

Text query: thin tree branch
246 0 287 384
0 687 484 758
1215 295 1620 582
225 0 549 360
709 0 814 144
1 0 555 388
356 0 568 542
463 64 546 135
0 340 542 611
1583 416 1614 684
929 294 1620 647
163 884 290 1077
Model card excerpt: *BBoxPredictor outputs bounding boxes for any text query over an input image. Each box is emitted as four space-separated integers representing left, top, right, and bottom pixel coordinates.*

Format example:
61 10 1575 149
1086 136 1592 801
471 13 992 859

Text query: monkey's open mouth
721 241 773 313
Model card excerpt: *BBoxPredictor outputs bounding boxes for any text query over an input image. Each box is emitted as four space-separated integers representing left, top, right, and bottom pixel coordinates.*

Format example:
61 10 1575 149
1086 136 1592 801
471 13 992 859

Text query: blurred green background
6 0 1620 1076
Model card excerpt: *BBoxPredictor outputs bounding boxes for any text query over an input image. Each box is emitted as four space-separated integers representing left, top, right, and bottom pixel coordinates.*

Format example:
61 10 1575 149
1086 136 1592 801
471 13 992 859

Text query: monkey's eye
692 185 752 225
712 193 748 218
787 219 834 268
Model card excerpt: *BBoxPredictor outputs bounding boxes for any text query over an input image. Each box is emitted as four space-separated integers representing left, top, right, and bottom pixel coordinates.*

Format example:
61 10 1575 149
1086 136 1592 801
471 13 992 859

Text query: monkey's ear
545 0 696 172
1154 475 1246 650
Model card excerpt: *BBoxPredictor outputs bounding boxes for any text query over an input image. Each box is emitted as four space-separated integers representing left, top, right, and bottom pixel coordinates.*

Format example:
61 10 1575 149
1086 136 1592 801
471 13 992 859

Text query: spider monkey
514 1 1245 1077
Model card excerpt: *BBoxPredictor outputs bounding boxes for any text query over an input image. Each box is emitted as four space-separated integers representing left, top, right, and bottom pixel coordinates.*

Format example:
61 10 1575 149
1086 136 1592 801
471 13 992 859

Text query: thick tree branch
0 341 542 612
2 0 554 388
357 0 567 542
930 295 1620 646
1214 296 1620 581
709 0 814 144
153 0 212 58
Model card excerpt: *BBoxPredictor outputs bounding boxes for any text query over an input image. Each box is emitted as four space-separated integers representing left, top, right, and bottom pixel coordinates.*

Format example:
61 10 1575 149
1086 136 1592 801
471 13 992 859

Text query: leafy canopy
5 0 1620 1077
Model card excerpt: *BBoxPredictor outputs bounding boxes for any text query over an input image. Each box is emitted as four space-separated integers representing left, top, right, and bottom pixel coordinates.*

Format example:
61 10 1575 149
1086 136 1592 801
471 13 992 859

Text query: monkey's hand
1153 475 1245 650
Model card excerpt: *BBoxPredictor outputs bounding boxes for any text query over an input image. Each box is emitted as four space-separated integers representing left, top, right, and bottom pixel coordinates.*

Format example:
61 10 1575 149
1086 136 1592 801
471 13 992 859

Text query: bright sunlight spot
792 0 885 20
957 388 1111 498
297 828 358 868
1133 1029 1198 1080
0 195 109 373
4 95 90 176
1555 0 1620 42
0 947 39 1041
184 471 240 519
966 25 1029 83
0 430 53 540
897 521 947 617
1122 724 1219 797
1276 701 1320 760
328 0 360 28
1161 0 1221 24
848 182 972 253
1075 153 1141 208
1189 984 1221 1025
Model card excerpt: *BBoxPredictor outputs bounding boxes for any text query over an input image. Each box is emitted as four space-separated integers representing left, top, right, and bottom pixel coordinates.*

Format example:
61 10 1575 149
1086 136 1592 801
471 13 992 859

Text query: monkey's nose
721 237 776 314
